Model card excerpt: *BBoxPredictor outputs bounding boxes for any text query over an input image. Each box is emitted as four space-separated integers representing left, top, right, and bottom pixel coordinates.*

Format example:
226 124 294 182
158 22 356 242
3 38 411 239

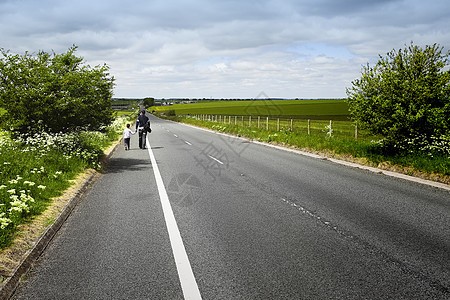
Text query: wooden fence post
329 120 332 136
277 118 280 131
290 119 293 131
249 116 252 127
308 119 310 135
258 116 260 128
355 122 358 140
266 117 269 130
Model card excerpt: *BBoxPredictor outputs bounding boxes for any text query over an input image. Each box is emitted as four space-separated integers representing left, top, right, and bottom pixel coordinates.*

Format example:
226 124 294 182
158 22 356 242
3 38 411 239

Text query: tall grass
0 115 133 248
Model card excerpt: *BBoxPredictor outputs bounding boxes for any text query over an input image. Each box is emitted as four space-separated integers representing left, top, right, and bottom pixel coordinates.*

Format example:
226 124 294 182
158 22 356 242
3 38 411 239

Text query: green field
152 99 349 120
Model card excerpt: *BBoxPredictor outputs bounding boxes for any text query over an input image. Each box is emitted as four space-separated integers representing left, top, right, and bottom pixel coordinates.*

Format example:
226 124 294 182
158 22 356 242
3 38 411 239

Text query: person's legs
138 129 143 148
142 132 147 149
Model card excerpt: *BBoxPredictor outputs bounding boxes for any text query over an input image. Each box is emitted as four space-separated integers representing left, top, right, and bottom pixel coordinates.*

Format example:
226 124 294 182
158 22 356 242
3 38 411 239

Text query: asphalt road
12 115 450 299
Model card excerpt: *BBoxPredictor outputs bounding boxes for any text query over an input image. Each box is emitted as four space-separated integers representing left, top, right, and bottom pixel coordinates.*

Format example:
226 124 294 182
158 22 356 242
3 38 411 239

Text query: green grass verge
114 110 137 117
0 114 137 249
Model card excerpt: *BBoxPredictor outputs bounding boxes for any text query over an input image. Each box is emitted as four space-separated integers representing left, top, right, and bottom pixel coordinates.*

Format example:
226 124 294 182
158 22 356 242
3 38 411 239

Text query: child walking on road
123 123 135 150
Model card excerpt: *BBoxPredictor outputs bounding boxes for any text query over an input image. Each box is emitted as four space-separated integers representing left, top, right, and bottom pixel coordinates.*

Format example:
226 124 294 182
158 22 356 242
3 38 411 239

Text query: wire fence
182 114 375 141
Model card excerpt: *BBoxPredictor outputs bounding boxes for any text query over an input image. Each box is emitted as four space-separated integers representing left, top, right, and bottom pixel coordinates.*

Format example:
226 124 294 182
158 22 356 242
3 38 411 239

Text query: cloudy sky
1 0 449 99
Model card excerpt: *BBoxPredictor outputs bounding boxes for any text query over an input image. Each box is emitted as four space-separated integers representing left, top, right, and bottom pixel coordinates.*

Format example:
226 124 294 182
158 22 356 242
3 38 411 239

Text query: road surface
12 115 450 299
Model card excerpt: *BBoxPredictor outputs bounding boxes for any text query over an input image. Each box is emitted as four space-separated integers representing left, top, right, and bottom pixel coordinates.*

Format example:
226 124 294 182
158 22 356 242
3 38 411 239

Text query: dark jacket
136 114 149 129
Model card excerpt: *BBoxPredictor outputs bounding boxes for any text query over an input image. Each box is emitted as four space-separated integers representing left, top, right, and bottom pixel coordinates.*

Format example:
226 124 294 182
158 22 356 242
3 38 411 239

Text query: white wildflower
0 213 11 229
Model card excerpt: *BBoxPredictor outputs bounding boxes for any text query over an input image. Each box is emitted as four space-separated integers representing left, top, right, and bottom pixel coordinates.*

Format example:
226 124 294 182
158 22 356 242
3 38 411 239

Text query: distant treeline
113 97 345 102
153 98 345 102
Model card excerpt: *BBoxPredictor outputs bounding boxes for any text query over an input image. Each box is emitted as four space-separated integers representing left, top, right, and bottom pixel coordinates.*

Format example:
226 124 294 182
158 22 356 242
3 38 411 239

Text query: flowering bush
393 135 450 158
346 43 450 152
0 119 126 248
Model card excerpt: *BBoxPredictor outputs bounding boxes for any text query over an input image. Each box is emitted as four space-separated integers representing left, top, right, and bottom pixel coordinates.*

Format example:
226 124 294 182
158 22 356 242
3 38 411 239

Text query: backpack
144 122 151 133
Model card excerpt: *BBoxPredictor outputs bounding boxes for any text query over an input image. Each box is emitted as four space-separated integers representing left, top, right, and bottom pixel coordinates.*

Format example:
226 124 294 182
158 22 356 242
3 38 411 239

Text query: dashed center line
281 198 349 237
174 134 178 138
208 155 224 165
185 141 192 146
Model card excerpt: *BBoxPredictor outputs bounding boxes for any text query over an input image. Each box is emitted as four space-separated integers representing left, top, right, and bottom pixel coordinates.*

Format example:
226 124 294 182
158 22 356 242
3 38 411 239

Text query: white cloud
0 0 449 98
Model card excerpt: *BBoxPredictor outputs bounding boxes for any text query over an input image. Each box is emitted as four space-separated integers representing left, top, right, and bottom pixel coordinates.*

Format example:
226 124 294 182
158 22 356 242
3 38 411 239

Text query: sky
0 0 449 99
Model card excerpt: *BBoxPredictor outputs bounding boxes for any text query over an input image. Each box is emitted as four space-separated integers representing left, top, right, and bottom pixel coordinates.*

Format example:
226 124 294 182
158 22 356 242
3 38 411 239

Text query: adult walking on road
136 110 150 149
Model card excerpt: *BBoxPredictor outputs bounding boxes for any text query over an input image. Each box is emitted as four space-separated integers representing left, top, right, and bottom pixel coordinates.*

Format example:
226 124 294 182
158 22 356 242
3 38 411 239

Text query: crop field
151 99 369 140
152 99 349 120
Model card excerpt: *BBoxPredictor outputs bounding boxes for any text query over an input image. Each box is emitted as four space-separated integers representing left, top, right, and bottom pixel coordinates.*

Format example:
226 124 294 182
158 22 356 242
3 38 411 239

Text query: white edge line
146 137 202 299
177 122 450 192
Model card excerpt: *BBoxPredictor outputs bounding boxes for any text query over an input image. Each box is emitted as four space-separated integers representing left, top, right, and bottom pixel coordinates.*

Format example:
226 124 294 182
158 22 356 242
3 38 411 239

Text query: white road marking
179 122 450 191
185 141 192 146
174 134 178 138
208 155 224 165
146 137 202 300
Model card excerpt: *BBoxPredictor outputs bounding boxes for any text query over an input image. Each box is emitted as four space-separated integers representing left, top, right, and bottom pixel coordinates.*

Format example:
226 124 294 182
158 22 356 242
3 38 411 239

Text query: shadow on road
103 157 151 173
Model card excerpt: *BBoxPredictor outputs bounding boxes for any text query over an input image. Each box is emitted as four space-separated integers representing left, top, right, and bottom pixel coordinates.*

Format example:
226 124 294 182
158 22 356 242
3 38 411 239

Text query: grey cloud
0 0 449 98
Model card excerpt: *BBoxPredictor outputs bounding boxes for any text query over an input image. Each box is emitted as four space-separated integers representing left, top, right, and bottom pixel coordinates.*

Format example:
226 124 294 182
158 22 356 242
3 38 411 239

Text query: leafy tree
0 46 115 133
346 43 450 153
143 97 155 108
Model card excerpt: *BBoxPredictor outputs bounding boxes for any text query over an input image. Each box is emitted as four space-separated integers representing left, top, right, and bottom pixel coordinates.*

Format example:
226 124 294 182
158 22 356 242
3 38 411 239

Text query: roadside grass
114 110 136 117
196 115 374 141
163 114 450 182
0 114 136 249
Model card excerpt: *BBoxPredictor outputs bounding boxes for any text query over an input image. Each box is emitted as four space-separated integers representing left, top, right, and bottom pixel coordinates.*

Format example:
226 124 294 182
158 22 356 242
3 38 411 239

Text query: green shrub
346 43 450 154
0 46 115 134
